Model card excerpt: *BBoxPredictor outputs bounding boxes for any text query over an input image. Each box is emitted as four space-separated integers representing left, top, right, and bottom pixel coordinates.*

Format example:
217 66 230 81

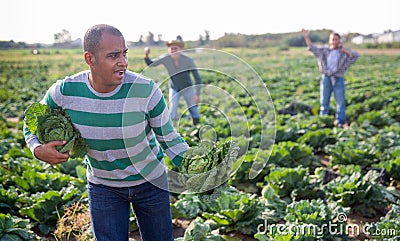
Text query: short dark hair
330 32 341 40
84 24 124 54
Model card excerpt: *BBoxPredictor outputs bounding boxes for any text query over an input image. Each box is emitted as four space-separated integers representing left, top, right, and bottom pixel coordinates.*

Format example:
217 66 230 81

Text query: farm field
1 47 400 241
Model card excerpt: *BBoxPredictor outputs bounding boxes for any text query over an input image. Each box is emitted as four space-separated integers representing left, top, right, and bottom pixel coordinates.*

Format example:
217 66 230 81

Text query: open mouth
115 70 126 78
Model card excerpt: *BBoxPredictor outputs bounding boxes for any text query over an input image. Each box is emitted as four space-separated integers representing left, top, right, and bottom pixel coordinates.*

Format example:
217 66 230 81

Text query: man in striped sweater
24 24 188 241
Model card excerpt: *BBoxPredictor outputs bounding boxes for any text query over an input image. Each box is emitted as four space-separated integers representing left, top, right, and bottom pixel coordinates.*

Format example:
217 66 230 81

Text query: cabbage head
179 138 239 200
24 102 88 158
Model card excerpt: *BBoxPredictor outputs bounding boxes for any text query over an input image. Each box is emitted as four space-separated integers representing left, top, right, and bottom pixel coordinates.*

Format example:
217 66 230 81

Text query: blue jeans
320 76 346 125
87 173 173 241
169 87 200 121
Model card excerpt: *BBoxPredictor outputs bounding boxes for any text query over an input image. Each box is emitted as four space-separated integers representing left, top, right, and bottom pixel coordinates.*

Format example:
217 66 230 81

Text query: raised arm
302 29 312 48
144 46 150 58
144 47 154 66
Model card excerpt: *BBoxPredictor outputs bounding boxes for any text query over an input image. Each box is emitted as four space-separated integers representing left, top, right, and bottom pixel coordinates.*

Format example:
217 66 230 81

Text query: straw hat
166 40 184 48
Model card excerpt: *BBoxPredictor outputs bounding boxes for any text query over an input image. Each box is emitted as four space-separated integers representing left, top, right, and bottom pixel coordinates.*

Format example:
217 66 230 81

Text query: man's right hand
301 29 311 47
34 141 70 165
302 29 310 37
144 47 150 57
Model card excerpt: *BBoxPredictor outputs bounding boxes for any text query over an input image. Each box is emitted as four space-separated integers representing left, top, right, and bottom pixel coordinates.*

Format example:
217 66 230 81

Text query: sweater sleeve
147 81 189 166
191 69 202 95
187 57 202 95
308 44 324 58
144 57 153 66
23 124 42 157
343 49 359 68
144 56 164 67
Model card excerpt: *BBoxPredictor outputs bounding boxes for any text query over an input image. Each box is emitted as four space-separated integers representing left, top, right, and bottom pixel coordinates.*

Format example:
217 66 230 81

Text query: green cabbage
175 217 226 241
179 138 240 200
24 102 88 158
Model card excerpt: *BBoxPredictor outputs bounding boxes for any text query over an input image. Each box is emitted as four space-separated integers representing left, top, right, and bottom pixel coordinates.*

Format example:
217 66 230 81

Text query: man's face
90 31 128 92
329 34 341 49
168 45 181 54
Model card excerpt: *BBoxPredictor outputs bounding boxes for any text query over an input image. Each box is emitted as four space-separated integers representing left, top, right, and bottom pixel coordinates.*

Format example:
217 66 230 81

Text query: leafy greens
24 102 88 158
179 138 240 200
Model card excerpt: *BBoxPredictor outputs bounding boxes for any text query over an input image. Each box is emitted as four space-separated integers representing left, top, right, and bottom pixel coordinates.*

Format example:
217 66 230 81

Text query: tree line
3 28 398 49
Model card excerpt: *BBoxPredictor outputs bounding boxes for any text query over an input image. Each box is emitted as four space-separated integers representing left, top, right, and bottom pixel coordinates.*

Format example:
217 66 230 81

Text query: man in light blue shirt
302 29 359 128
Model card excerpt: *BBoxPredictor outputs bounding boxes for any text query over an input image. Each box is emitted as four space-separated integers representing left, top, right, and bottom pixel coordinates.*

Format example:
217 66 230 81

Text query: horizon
1 0 399 44
2 28 399 46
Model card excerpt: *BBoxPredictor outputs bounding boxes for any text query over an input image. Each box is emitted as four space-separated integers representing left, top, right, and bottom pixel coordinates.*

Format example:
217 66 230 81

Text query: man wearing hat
144 38 201 125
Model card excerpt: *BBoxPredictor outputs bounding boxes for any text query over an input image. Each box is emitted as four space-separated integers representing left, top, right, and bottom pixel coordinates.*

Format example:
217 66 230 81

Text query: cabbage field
1 47 400 241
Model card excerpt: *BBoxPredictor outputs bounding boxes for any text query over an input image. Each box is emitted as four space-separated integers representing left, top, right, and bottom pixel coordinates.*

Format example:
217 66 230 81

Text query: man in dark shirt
144 39 201 125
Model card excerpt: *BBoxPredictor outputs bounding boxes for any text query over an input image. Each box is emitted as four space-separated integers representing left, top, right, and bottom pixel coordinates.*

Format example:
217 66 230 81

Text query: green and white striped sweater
25 70 188 187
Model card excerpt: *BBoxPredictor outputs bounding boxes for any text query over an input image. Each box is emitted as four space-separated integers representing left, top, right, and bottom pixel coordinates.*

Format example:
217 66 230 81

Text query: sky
1 0 400 44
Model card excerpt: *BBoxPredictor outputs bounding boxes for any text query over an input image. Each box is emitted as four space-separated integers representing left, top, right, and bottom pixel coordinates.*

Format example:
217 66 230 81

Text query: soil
129 218 258 241
346 211 385 241
129 218 190 241
355 48 400 56
6 117 20 134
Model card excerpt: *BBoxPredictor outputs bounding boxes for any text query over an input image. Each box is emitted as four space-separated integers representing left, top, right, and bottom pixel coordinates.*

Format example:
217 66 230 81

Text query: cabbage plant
179 138 239 200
